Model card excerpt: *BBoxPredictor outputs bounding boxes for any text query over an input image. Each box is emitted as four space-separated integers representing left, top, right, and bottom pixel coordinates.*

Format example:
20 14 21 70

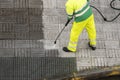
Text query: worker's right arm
65 2 74 20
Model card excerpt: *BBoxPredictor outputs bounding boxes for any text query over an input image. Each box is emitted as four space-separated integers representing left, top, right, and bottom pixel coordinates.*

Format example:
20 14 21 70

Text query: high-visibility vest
65 0 92 22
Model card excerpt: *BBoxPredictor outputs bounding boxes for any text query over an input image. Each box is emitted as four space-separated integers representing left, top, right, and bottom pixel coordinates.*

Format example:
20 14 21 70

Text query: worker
63 0 97 52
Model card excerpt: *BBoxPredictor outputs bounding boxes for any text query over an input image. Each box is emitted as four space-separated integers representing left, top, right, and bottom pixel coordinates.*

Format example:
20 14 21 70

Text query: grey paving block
43 24 59 30
29 0 43 8
97 40 106 49
80 31 88 40
13 0 29 8
15 16 28 24
30 48 45 57
0 16 15 23
0 23 14 32
97 32 105 40
0 48 14 57
29 23 43 31
14 24 29 33
103 23 119 32
0 40 14 48
90 49 106 58
56 0 66 9
106 58 120 66
43 0 57 9
77 58 92 67
105 40 119 49
91 57 108 67
44 29 59 40
45 49 59 57
104 32 119 40
0 0 13 8
28 40 44 48
77 40 89 49
29 8 43 16
105 49 120 58
14 8 28 16
96 24 104 32
42 16 59 24
0 32 15 40
43 9 66 16
0 57 77 80
0 8 14 16
29 31 44 40
14 40 30 48
30 16 42 24
76 49 91 58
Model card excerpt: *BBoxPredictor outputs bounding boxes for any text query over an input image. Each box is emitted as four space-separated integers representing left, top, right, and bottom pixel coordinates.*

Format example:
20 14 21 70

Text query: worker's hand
67 15 73 21
65 19 71 26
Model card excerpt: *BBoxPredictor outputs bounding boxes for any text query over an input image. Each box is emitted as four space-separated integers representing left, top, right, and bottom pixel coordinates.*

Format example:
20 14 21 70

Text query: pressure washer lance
54 19 71 45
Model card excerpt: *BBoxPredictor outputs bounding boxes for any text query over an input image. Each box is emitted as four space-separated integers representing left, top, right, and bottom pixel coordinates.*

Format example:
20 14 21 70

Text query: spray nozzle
104 18 107 21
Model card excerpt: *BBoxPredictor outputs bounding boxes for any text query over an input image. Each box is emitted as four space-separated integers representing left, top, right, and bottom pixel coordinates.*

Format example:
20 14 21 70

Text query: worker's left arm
65 2 74 20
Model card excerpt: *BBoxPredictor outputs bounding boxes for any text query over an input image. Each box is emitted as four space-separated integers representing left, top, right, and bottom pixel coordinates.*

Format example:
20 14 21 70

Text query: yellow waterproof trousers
67 14 96 52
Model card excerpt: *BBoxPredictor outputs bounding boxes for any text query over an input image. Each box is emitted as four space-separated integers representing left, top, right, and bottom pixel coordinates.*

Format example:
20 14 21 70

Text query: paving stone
43 9 66 16
0 32 15 40
97 40 106 49
29 8 43 16
0 49 15 57
43 24 59 30
96 23 104 32
90 49 106 58
45 49 59 57
42 16 59 24
0 40 14 48
14 48 31 57
0 0 120 78
0 16 15 23
80 31 88 40
0 57 77 80
44 29 59 40
77 58 92 67
13 0 29 8
43 0 57 9
106 58 120 66
91 57 108 67
77 40 89 49
0 0 13 8
105 49 120 58
103 23 119 32
56 0 66 9
76 49 91 58
97 32 105 40
105 40 119 49
29 0 43 8
0 23 14 32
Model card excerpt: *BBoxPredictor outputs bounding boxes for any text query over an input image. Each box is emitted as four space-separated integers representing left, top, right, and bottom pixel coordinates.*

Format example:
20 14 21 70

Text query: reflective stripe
75 3 88 13
75 6 90 17
68 46 76 48
69 41 77 44
90 40 96 42
68 15 73 18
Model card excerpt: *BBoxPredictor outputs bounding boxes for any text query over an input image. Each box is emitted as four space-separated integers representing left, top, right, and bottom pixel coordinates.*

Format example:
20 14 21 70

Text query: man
63 0 97 52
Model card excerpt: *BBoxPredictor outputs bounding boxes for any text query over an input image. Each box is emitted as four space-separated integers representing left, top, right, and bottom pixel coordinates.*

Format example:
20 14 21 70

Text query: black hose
90 0 120 22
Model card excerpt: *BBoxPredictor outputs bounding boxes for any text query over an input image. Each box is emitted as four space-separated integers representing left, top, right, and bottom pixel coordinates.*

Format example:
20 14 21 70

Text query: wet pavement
0 0 120 79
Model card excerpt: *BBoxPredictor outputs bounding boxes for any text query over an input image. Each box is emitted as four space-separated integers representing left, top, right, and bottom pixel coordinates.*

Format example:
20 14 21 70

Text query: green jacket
66 0 92 22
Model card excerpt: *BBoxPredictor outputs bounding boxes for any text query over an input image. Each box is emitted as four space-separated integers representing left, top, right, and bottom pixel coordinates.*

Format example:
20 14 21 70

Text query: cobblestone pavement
43 0 120 71
0 0 120 79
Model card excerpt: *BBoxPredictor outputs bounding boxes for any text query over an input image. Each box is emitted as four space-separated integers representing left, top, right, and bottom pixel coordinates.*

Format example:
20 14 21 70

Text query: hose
90 0 120 22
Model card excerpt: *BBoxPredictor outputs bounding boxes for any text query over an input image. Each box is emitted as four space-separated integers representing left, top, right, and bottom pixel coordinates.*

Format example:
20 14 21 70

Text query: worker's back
66 0 88 11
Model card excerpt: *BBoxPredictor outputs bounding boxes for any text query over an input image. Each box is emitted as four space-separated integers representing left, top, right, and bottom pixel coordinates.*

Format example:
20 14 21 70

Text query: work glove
67 15 73 21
